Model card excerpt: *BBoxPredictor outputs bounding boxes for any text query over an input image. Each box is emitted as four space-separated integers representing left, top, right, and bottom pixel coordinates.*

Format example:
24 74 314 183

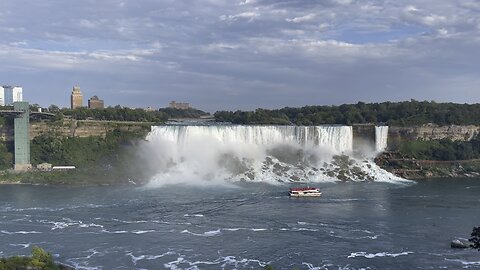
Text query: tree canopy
214 100 480 126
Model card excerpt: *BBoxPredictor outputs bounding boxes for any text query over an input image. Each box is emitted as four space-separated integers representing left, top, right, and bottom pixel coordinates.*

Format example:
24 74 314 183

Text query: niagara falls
2 0 480 268
143 125 406 186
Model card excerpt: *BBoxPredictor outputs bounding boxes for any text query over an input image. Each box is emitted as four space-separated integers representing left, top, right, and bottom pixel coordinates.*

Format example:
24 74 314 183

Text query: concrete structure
13 102 31 171
88 96 104 109
71 86 83 109
169 101 190 110
144 106 156 112
37 162 52 171
52 166 76 170
0 86 23 106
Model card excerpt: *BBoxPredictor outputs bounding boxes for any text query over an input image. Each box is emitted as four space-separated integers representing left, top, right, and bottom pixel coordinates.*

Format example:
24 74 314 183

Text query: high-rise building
88 96 104 109
70 86 83 109
0 86 23 106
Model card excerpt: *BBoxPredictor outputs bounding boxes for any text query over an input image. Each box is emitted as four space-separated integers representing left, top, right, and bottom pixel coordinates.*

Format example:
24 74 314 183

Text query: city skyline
0 1 479 112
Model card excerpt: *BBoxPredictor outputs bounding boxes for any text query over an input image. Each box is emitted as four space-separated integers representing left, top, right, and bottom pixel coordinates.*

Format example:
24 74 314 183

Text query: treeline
45 106 209 122
215 100 480 126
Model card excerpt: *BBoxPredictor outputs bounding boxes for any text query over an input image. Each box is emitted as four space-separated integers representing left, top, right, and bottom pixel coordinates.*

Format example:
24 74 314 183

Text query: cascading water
142 125 406 186
375 126 389 152
146 125 353 153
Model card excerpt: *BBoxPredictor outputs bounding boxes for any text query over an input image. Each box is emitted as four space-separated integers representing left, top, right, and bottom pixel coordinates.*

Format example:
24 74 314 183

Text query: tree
48 104 60 113
470 226 480 251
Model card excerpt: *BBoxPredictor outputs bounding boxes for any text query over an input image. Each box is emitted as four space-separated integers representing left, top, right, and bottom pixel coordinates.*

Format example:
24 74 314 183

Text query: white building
0 86 23 106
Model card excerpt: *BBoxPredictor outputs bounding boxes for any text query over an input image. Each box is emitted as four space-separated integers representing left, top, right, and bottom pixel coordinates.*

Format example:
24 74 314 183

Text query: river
0 179 479 269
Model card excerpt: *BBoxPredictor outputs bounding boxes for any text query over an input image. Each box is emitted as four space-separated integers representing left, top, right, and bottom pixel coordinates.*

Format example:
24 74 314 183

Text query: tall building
70 86 83 109
169 101 190 110
88 96 104 109
0 86 23 106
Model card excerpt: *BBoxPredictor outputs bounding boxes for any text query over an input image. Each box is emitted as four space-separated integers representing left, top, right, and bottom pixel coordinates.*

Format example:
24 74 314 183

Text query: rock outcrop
451 238 473 249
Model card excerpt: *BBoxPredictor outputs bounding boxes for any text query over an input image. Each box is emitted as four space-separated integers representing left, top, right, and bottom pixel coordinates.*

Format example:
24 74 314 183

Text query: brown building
169 100 190 110
88 96 104 109
70 86 83 109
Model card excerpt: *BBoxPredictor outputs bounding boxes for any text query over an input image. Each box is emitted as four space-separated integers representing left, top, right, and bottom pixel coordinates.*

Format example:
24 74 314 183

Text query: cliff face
389 124 479 142
0 122 478 143
0 120 152 141
30 120 152 138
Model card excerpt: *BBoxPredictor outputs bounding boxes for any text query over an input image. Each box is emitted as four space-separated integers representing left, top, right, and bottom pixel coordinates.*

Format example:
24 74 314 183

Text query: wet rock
451 238 473 249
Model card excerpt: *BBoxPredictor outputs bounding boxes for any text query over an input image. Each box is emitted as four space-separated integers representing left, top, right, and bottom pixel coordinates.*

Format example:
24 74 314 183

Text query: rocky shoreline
375 152 480 179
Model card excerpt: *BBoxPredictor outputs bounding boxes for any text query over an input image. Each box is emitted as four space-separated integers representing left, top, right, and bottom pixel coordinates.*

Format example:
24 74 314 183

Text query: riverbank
375 152 480 179
0 169 146 186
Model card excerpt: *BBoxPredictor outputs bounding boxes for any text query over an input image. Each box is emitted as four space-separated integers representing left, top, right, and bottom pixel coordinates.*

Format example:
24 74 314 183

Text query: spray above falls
143 125 406 185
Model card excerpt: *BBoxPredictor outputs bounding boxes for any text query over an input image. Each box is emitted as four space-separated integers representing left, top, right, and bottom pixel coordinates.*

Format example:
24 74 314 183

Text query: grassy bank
0 128 151 186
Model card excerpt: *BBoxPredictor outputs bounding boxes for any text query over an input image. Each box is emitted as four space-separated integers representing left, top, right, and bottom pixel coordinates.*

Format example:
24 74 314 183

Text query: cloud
0 0 478 111
286 13 316 23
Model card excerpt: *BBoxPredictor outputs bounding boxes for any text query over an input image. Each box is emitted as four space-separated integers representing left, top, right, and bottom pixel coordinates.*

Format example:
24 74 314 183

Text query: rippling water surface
1 179 479 269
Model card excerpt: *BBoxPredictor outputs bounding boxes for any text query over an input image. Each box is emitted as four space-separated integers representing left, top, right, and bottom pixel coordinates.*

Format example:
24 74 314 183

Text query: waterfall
375 126 389 152
147 125 353 153
142 125 407 185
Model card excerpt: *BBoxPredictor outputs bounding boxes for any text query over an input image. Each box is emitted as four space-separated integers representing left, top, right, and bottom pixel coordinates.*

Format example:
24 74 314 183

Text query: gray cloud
0 0 478 111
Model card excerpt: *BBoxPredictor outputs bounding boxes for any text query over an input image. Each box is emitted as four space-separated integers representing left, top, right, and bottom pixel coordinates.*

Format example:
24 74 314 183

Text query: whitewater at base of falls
141 125 409 186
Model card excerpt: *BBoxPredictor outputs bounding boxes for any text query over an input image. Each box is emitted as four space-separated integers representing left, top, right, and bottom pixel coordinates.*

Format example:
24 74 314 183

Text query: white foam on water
127 251 176 265
445 258 480 266
66 249 102 270
101 229 128 234
250 228 268 232
163 254 268 270
348 251 413 259
181 229 222 237
9 243 31 248
39 219 104 231
1 230 42 235
223 228 245 231
131 230 156 234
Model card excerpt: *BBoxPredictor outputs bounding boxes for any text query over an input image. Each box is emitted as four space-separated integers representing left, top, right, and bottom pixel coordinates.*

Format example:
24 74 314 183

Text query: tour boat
289 187 322 197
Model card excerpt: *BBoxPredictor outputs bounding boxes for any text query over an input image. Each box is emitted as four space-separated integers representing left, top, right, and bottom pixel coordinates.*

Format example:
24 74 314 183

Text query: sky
0 0 479 112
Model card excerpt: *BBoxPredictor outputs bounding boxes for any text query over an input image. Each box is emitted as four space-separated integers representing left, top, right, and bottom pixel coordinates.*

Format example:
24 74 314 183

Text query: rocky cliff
389 124 479 141
0 119 152 141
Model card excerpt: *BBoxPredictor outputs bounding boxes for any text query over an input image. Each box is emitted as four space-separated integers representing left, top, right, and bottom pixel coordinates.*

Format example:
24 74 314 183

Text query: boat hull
289 193 322 197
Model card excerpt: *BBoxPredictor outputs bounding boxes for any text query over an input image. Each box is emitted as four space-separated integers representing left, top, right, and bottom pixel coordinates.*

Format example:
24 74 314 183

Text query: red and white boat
289 187 322 197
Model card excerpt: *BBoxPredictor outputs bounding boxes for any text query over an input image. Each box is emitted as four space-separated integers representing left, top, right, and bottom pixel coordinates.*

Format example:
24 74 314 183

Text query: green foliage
0 246 68 270
0 142 13 170
57 106 209 122
59 106 168 123
396 135 480 161
31 129 144 167
470 226 480 251
30 246 55 268
214 100 480 126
